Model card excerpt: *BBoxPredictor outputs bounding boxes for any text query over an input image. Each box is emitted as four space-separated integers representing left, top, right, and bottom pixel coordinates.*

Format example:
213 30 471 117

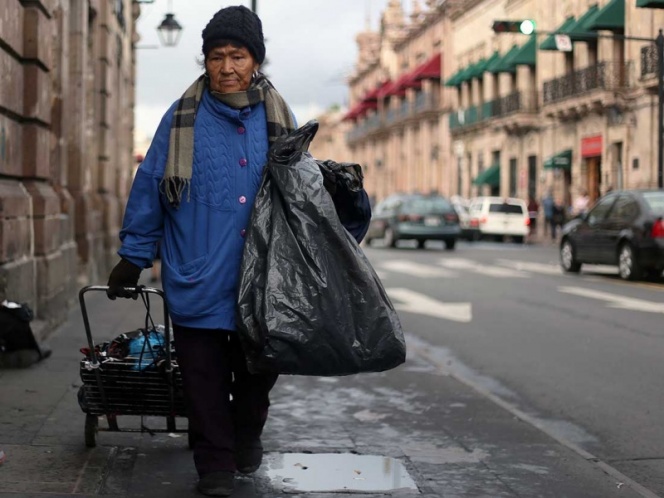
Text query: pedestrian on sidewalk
106 6 370 497
571 188 590 218
541 189 554 239
551 198 565 240
527 196 539 242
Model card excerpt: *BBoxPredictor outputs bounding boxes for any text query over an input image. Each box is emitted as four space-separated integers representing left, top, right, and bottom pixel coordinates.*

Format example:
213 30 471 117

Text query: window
509 158 517 197
643 192 664 215
528 155 537 200
609 196 639 222
587 195 616 225
489 203 524 214
406 197 453 214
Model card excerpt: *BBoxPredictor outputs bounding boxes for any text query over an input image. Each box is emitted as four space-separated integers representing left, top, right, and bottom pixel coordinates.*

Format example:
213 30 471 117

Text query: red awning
378 71 418 98
362 80 392 102
342 100 378 121
410 53 441 82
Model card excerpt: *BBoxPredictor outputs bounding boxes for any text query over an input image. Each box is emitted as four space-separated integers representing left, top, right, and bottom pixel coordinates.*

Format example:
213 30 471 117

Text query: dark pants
173 325 278 476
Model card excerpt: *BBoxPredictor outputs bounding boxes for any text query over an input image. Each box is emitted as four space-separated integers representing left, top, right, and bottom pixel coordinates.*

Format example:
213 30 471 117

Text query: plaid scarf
162 73 296 208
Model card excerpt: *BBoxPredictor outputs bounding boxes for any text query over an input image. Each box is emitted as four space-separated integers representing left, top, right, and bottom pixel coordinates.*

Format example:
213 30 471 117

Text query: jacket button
237 126 245 134
240 229 246 237
239 158 247 167
239 196 247 204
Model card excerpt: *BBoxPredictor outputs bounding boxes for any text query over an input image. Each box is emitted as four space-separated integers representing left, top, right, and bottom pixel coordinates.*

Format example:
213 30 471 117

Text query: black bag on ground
0 301 45 368
236 120 405 376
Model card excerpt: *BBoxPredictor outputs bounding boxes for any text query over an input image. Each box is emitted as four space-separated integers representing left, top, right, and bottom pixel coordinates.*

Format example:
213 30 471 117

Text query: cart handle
78 285 172 369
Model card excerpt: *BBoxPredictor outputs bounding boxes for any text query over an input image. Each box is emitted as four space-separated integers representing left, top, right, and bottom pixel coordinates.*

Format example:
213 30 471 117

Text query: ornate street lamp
156 0 183 47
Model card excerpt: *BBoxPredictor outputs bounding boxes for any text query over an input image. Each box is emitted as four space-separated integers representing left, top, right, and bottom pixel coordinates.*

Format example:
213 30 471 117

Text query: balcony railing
641 45 657 78
414 91 440 112
542 61 632 105
449 105 479 130
450 92 537 131
346 92 442 141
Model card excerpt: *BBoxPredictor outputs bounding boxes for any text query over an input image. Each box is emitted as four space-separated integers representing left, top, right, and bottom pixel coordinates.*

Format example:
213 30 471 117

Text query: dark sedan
559 189 664 280
365 194 461 250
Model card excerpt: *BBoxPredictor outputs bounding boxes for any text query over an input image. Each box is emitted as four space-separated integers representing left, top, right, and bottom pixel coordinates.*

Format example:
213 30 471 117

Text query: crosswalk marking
438 258 527 278
380 260 457 278
558 286 664 313
497 259 562 275
387 288 472 322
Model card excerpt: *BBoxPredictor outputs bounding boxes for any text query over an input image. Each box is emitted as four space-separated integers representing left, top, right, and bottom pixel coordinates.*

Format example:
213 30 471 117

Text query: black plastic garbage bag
237 120 405 376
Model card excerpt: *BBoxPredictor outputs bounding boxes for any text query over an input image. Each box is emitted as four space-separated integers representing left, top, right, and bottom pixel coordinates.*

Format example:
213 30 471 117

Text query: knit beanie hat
202 5 265 64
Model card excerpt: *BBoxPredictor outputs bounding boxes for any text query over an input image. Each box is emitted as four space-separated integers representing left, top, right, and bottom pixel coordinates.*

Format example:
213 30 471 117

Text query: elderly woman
106 5 370 497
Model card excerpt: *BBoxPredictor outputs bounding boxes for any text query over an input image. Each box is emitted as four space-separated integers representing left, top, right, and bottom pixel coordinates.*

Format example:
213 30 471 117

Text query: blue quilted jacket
118 90 370 330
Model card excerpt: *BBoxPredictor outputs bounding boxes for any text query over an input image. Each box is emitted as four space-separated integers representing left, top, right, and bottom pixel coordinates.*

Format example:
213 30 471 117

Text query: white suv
467 196 530 243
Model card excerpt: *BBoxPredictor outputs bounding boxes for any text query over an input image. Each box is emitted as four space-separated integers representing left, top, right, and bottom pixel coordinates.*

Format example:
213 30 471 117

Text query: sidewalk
0 280 656 497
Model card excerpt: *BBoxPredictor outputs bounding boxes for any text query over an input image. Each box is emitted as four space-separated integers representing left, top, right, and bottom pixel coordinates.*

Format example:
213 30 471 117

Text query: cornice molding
449 0 485 20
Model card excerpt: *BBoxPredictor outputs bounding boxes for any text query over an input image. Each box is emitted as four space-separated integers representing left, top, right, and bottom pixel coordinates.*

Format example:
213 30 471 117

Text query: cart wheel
85 414 98 448
188 428 194 450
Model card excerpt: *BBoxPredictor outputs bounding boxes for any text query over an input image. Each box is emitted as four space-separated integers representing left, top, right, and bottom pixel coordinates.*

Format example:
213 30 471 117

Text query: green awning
472 164 501 186
466 59 486 80
543 149 572 170
637 0 664 8
540 16 576 51
468 52 501 79
588 0 624 30
445 65 469 87
507 35 537 66
565 4 601 41
444 70 462 87
488 45 519 74
455 65 475 85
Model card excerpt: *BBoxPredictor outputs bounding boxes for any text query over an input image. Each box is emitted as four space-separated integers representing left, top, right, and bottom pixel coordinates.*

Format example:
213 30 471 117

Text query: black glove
106 259 142 300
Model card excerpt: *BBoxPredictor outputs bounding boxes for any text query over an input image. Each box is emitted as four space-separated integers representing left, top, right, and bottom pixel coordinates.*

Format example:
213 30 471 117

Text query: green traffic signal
519 19 536 35
492 19 536 35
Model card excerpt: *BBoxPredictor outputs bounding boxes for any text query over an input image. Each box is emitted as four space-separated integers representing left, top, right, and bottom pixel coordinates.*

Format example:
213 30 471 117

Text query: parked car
466 196 530 243
365 193 461 249
559 189 664 280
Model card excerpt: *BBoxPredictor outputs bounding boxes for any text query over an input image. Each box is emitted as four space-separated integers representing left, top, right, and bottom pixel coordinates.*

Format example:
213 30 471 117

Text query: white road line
380 260 457 278
558 286 664 313
387 288 472 322
438 258 527 278
497 259 563 275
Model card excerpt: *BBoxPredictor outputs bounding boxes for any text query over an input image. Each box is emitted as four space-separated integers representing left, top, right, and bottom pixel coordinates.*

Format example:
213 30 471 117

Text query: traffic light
492 19 536 35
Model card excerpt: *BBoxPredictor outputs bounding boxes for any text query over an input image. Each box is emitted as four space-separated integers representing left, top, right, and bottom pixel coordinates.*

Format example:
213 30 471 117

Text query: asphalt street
367 238 664 495
0 239 662 497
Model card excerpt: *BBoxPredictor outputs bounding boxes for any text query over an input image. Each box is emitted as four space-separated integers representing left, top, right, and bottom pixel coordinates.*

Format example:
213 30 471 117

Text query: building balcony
640 44 658 92
542 60 633 119
413 91 440 114
491 90 540 133
347 92 442 144
346 114 382 143
448 91 538 134
449 105 479 132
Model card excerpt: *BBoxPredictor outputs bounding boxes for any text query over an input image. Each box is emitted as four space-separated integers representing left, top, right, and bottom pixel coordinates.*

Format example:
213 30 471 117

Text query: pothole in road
265 452 419 494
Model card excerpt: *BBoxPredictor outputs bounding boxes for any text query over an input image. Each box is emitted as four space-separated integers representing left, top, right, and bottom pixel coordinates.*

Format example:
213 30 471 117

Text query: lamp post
156 0 183 47
251 0 257 13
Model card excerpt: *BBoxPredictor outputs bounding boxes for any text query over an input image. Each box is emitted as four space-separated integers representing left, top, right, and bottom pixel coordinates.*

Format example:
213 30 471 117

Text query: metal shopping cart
77 285 189 448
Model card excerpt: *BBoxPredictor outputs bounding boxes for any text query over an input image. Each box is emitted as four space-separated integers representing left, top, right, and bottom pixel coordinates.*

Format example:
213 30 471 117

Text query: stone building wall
0 0 137 335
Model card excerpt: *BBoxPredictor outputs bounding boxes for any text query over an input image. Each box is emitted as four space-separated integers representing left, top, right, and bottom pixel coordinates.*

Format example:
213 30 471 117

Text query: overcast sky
134 0 400 141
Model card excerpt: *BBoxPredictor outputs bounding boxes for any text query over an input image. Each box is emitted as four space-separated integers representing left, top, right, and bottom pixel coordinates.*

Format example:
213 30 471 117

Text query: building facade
0 0 138 332
332 0 664 212
308 106 353 164
343 0 452 203
446 0 664 212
